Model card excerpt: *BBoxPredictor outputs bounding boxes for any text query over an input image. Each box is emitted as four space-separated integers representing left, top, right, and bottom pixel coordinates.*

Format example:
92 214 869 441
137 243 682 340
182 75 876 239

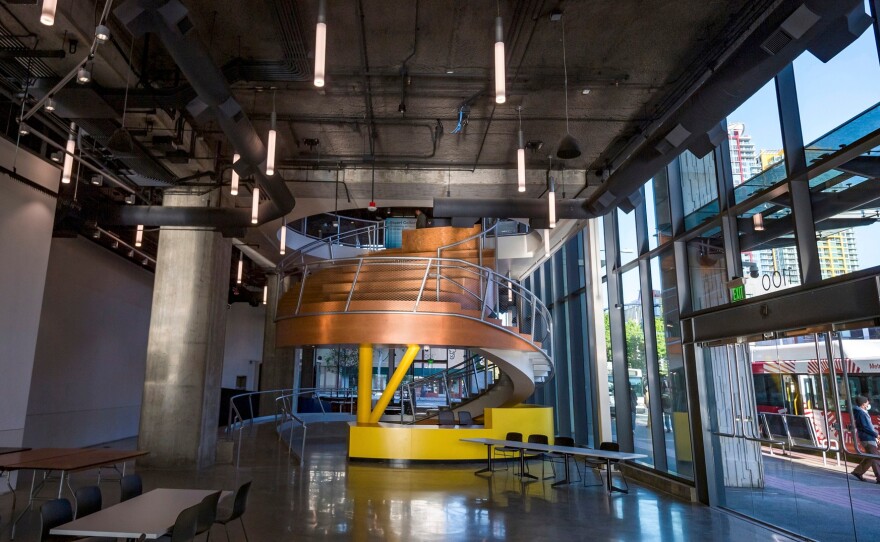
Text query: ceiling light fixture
135 224 143 247
50 151 62 162
555 11 581 160
111 240 119 249
314 0 327 87
548 177 556 229
230 152 240 195
266 91 277 176
44 96 56 112
127 249 134 258
95 24 110 43
124 194 135 204
237 251 244 284
280 218 287 255
544 229 551 256
61 122 76 184
142 257 149 266
18 125 29 136
40 0 57 26
251 187 260 224
753 212 765 231
507 275 513 303
92 230 100 239
263 285 268 305
516 106 525 192
494 5 506 104
91 174 102 186
76 64 91 85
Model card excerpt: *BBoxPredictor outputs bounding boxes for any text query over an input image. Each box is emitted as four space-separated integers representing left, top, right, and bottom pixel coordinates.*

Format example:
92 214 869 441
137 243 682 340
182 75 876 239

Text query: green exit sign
730 284 746 302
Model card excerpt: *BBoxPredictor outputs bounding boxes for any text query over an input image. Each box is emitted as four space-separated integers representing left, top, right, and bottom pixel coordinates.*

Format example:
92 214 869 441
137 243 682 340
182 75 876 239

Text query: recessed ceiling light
581 89 591 95
446 68 454 74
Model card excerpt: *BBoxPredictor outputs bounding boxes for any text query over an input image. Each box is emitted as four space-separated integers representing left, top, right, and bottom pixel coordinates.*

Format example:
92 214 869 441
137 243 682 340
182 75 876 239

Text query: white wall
0 140 60 450
222 303 265 390
23 237 154 448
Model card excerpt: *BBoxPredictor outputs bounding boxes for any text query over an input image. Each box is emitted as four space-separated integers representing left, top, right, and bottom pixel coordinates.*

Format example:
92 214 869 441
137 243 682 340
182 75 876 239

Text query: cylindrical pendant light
280 218 287 255
548 178 556 228
135 224 143 247
230 152 240 195
266 112 277 176
61 122 77 184
40 0 57 26
544 229 551 256
263 285 268 305
494 16 506 104
314 0 327 87
753 212 765 231
237 252 244 284
517 107 525 192
507 277 513 303
251 187 260 224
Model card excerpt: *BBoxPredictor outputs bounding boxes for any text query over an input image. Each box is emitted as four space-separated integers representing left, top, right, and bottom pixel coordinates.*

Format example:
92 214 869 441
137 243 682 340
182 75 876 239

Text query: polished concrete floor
0 422 799 541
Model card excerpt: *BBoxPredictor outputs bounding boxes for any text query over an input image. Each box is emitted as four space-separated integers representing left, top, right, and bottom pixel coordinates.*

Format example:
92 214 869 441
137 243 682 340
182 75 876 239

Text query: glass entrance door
700 327 880 541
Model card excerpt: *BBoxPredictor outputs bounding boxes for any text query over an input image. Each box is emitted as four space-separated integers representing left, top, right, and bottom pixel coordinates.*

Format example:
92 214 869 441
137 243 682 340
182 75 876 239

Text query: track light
251 187 260 224
548 178 556 229
91 174 103 186
127 249 134 258
92 230 100 239
95 24 110 43
263 285 268 305
230 152 240 195
237 252 244 284
280 219 287 255
40 0 57 26
50 151 62 163
44 97 56 112
135 224 143 247
266 92 277 176
494 16 506 104
753 212 765 231
314 0 327 87
19 125 29 136
76 64 91 84
61 123 76 184
142 257 149 266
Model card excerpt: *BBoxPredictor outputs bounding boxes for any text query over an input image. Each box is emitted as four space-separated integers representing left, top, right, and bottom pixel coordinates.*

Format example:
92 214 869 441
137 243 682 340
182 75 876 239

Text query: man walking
851 395 880 483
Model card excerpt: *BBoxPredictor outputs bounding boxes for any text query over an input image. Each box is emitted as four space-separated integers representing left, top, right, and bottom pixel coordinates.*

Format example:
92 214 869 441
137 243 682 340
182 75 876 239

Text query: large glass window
687 227 728 310
681 151 719 230
647 173 672 251
794 18 880 144
727 80 787 203
621 267 653 466
617 207 638 265
737 194 801 298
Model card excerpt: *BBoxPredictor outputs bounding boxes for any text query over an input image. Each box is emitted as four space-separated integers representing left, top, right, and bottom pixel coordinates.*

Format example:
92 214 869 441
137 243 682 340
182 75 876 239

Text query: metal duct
110 0 295 227
434 197 591 220
585 0 871 216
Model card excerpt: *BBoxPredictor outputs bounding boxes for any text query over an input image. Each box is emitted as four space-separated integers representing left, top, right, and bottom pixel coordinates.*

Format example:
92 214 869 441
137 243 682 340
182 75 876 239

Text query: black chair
74 485 102 518
524 434 553 479
582 441 628 490
120 473 143 502
457 410 473 426
493 432 522 472
40 498 73 542
195 491 221 541
157 502 201 542
213 481 251 542
547 436 580 482
438 410 455 427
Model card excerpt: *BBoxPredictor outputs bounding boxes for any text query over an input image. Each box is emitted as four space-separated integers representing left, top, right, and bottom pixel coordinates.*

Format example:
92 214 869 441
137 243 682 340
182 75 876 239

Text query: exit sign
730 284 746 302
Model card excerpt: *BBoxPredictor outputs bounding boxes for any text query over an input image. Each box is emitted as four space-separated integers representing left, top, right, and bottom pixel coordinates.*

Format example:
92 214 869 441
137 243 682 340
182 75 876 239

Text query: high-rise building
727 122 764 186
816 218 860 278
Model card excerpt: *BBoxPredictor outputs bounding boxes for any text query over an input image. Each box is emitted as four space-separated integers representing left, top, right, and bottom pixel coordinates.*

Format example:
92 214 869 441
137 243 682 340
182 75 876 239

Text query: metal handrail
288 213 383 241
278 256 553 366
401 355 500 424
279 223 387 272
275 394 307 463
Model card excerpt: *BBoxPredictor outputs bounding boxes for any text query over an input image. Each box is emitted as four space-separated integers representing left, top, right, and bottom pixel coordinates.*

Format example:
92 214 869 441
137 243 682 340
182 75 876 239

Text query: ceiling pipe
433 197 591 220
110 0 295 228
584 0 871 216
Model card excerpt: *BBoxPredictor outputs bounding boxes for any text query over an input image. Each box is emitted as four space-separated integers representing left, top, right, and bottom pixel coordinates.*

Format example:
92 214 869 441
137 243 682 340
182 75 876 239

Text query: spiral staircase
275 224 554 423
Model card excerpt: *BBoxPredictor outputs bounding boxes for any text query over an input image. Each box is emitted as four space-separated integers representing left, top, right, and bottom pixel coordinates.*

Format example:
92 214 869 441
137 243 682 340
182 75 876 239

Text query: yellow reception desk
348 405 555 461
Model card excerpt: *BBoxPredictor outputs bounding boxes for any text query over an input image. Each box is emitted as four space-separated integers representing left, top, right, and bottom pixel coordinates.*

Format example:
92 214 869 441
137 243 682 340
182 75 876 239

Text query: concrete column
259 272 296 415
138 189 231 468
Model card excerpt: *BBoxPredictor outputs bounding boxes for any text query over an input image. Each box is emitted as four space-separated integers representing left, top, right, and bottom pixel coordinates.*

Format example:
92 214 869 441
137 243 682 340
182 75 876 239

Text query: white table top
51 488 231 540
460 438 647 461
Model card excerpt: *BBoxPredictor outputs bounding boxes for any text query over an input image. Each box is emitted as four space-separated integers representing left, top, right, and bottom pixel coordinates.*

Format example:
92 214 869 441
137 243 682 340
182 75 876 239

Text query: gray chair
40 498 73 542
195 491 222 541
158 503 201 542
582 441 628 490
213 481 251 542
457 410 473 426
120 473 143 502
547 436 580 482
524 434 553 479
74 485 102 518
438 410 455 427
493 432 522 472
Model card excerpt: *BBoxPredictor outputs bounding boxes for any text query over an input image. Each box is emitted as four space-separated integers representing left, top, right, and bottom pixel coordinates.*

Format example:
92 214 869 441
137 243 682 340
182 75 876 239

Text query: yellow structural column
357 344 374 424
369 344 421 423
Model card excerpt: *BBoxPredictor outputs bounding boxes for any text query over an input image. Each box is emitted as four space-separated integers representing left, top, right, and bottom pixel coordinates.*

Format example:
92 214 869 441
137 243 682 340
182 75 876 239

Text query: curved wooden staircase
275 225 553 421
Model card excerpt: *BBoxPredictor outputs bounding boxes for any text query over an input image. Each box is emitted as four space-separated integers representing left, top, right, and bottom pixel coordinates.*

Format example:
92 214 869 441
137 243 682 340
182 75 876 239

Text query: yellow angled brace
357 344 374 424
369 344 421 423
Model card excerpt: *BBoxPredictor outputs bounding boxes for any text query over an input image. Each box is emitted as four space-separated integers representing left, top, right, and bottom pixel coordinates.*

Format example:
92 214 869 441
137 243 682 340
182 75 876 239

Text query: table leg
10 471 37 540
518 450 537 480
605 459 628 494
57 471 65 499
551 454 572 488
475 445 493 475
